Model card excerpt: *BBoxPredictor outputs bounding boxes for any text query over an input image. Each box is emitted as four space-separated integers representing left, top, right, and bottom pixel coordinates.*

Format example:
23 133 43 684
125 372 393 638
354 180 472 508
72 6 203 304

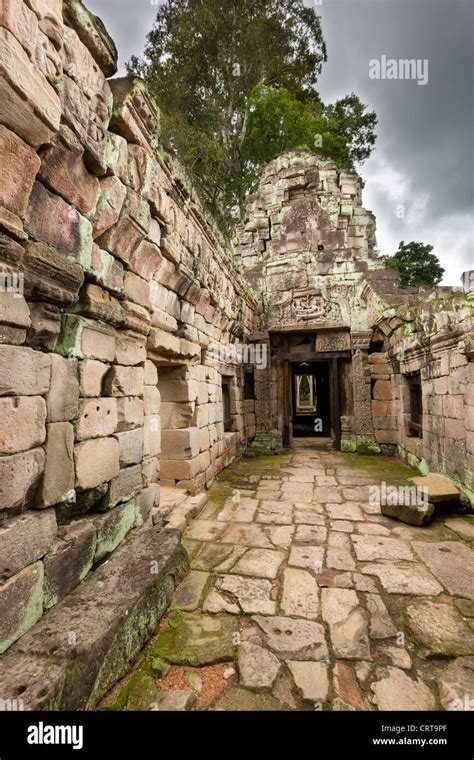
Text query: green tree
385 241 445 287
129 0 377 231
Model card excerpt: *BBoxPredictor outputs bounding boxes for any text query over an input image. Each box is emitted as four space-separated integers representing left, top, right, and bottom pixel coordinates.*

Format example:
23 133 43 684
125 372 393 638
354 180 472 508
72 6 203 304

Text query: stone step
409 473 461 503
0 526 188 710
154 491 208 532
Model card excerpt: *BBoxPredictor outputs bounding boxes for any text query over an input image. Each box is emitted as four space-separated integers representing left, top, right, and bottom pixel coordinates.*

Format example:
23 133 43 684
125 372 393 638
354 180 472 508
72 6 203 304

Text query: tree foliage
385 241 445 287
129 0 377 231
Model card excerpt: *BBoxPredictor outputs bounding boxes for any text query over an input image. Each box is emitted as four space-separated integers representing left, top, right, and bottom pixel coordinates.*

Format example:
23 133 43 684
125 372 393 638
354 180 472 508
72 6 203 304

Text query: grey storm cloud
87 0 473 284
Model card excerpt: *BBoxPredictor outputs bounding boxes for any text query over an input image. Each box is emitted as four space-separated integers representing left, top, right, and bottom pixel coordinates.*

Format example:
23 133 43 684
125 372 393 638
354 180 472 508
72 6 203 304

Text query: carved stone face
88 89 110 145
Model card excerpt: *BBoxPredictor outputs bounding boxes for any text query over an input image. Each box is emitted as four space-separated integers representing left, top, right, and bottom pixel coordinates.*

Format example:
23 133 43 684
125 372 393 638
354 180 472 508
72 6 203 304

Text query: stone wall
0 0 257 654
365 284 474 503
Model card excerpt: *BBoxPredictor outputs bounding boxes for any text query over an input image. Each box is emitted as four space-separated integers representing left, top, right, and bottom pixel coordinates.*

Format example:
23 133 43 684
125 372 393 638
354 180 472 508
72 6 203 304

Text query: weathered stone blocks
75 397 118 440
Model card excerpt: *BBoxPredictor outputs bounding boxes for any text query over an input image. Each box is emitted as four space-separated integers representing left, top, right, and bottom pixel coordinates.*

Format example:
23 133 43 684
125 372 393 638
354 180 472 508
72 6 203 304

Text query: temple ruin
0 0 472 711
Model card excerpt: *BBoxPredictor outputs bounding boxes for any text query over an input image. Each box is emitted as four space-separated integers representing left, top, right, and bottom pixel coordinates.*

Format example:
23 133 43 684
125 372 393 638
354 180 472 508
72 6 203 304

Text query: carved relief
269 289 343 328
351 330 373 350
316 331 351 352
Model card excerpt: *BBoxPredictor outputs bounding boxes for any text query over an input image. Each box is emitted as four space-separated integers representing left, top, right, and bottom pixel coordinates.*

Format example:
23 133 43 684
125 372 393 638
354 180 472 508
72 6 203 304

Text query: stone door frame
280 351 349 450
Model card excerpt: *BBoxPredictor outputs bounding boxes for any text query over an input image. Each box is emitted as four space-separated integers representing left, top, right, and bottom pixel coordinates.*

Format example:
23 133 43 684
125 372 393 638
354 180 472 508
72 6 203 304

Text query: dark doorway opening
291 362 331 437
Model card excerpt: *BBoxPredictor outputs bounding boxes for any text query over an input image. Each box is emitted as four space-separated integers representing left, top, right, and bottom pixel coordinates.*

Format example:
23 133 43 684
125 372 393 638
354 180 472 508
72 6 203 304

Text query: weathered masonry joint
0 0 472 709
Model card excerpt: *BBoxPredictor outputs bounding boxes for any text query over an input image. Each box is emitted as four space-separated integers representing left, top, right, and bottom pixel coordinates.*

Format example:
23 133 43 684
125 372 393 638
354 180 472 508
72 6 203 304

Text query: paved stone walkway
107 449 474 711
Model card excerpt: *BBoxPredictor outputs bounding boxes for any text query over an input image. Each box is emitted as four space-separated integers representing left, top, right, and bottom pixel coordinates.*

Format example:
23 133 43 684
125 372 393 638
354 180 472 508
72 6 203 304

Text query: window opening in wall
222 377 232 432
244 371 255 400
407 372 423 438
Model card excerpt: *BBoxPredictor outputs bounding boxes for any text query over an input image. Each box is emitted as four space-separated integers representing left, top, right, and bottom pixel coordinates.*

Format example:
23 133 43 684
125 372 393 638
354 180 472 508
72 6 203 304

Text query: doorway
291 362 331 438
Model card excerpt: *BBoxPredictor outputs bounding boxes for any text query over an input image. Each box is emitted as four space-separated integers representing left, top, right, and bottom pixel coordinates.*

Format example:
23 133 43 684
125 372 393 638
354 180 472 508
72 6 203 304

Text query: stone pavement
106 449 474 711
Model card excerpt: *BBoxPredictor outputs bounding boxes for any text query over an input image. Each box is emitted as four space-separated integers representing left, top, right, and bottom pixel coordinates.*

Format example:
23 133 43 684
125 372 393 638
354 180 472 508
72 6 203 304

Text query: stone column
351 332 377 452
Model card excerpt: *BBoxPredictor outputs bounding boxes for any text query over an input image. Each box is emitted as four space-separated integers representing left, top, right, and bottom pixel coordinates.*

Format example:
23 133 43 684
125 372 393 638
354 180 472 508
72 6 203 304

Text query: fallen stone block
381 500 434 526
409 473 461 504
0 527 188 708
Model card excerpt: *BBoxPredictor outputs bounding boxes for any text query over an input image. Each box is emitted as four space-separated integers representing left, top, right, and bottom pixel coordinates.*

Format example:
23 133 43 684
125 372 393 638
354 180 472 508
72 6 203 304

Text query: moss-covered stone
151 612 238 666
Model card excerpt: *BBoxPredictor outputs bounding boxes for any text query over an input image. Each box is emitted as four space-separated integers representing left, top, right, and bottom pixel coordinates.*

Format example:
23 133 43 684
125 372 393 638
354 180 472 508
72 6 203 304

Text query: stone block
97 214 143 266
43 522 96 609
101 464 143 510
0 509 56 581
115 428 143 467
122 300 151 336
143 415 161 457
63 0 118 77
136 483 159 525
409 474 461 503
27 303 60 348
93 176 127 239
84 245 124 296
115 331 146 366
0 125 40 218
53 315 116 362
79 359 109 397
0 27 61 148
116 396 144 432
103 365 144 397
0 562 44 654
381 500 434 526
58 73 111 176
38 125 99 214
124 271 150 308
0 346 50 396
161 457 202 482
72 283 124 327
21 241 85 306
160 401 195 430
372 380 392 401
129 239 163 281
147 327 182 358
144 360 158 385
0 529 187 710
26 181 93 259
46 354 79 423
0 448 45 517
144 386 160 415
74 437 120 491
39 422 75 508
75 398 118 440
93 499 137 561
0 396 46 455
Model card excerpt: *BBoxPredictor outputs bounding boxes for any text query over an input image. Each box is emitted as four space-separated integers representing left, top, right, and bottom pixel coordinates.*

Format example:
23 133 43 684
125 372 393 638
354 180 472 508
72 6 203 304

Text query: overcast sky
87 0 473 286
